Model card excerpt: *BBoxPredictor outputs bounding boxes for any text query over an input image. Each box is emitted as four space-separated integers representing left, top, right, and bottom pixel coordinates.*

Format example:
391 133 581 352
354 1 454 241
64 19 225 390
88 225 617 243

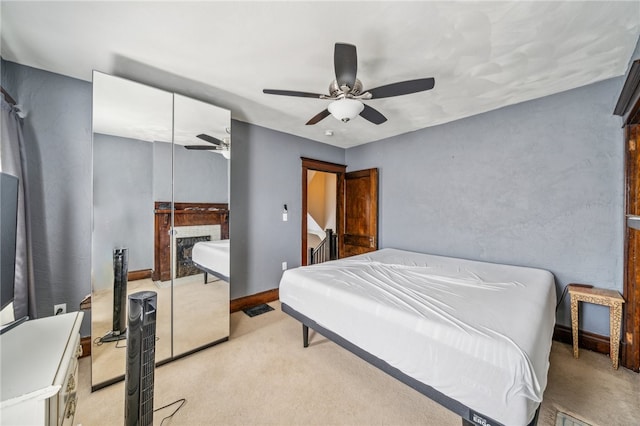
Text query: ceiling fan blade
263 89 324 99
367 78 435 99
196 133 222 145
305 109 331 125
334 43 357 90
359 104 387 125
184 145 220 150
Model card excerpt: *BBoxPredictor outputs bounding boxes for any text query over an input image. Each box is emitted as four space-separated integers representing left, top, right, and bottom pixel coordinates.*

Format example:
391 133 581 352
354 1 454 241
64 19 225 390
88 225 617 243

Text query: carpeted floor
74 301 639 426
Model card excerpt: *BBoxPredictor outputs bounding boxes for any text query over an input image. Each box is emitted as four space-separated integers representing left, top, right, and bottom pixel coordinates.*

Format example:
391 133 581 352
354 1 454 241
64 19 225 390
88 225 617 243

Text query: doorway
306 170 338 263
301 157 379 266
301 158 345 266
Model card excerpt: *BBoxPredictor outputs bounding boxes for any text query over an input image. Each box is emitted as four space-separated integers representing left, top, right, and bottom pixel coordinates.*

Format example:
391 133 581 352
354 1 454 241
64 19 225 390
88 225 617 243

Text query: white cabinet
1 312 83 426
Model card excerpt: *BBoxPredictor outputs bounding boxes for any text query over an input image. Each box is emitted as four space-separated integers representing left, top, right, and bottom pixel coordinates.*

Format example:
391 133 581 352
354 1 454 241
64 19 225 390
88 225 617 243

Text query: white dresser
1 312 84 426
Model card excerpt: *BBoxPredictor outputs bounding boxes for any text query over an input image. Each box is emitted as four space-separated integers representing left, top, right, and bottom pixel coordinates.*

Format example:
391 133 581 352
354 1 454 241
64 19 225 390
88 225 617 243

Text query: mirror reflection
91 72 230 390
171 94 230 357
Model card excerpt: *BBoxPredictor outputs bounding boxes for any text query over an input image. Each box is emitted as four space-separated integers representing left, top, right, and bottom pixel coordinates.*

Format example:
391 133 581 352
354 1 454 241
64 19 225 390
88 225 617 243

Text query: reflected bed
192 239 230 282
279 248 556 426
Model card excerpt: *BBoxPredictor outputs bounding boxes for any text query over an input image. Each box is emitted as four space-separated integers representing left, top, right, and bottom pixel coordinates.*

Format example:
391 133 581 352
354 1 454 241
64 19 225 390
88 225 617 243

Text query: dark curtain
1 94 36 319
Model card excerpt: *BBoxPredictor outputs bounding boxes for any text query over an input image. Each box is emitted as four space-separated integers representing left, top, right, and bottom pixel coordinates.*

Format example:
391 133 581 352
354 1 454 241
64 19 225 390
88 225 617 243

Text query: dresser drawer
58 354 79 425
49 333 81 426
60 393 77 426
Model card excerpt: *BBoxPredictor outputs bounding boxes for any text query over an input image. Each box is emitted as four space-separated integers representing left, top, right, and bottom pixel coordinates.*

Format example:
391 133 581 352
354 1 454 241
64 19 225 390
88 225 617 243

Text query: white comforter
192 239 230 279
279 248 556 426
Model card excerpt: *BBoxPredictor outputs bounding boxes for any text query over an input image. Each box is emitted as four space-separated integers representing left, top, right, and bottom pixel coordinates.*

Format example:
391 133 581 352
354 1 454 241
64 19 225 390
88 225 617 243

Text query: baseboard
80 336 92 358
230 288 279 313
128 269 152 281
553 324 610 355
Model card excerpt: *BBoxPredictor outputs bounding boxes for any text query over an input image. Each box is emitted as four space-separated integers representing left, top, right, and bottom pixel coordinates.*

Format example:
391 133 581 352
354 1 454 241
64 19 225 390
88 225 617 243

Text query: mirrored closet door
172 94 230 356
91 72 230 390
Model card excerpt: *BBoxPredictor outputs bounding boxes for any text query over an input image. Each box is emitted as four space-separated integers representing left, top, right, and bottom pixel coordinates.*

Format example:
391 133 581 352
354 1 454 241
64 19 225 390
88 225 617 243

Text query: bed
279 248 556 426
192 239 230 282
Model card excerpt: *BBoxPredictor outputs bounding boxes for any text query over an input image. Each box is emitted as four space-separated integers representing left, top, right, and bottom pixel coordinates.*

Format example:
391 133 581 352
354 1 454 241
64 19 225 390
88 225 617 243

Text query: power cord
116 335 159 349
556 283 593 311
154 398 186 425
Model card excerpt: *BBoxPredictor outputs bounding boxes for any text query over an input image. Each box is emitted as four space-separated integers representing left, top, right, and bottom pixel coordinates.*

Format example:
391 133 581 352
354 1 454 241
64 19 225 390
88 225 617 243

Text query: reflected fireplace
153 202 229 282
176 235 210 278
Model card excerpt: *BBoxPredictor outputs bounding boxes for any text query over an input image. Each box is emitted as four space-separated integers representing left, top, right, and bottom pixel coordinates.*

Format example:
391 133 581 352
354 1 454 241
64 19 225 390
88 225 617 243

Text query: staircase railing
309 229 337 265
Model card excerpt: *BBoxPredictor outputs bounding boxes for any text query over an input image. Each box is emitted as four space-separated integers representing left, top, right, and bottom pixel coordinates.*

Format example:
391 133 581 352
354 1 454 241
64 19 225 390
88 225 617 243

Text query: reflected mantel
153 202 229 282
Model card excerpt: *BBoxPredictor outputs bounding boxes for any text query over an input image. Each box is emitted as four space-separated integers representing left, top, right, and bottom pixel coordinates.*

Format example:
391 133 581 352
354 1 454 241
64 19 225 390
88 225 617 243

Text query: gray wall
1 60 92 333
229 121 344 299
346 77 626 336
153 141 229 203
93 133 153 291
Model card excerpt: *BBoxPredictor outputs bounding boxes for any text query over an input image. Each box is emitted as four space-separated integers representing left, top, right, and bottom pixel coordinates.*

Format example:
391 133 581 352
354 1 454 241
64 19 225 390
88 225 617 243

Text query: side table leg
570 297 579 359
610 302 623 369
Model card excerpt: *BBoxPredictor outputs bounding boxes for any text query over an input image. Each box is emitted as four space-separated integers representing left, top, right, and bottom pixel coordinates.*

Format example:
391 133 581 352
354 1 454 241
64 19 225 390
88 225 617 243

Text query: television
1 172 18 311
0 172 26 334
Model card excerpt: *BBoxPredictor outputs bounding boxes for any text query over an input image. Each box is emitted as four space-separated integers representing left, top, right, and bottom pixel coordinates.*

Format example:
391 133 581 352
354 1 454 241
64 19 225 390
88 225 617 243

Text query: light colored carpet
90 277 228 387
74 301 639 426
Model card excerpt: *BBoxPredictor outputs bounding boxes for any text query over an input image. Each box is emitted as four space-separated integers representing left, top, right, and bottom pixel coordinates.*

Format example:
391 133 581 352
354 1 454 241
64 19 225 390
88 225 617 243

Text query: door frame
615 58 640 371
301 157 346 266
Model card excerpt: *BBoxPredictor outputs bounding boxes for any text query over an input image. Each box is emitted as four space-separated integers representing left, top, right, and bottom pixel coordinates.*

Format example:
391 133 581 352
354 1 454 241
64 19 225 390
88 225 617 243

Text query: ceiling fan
263 43 435 125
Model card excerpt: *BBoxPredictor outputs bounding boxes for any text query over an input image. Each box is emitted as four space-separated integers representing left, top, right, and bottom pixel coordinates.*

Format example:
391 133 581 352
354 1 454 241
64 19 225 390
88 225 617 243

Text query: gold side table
568 284 625 369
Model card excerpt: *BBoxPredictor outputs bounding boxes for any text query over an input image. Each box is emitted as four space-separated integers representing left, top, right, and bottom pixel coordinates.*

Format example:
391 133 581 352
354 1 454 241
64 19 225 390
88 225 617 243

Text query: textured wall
229 121 344 299
152 140 229 203
1 60 93 333
93 133 153 291
346 78 626 336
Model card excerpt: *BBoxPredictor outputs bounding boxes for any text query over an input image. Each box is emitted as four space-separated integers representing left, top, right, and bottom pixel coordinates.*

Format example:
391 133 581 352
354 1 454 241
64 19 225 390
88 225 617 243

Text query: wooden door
341 168 378 258
614 59 640 371
623 124 640 372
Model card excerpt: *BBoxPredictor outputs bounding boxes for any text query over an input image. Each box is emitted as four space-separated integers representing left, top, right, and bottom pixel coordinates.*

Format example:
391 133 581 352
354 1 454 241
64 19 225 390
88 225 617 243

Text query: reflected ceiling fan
184 133 231 159
263 43 435 125
184 133 228 150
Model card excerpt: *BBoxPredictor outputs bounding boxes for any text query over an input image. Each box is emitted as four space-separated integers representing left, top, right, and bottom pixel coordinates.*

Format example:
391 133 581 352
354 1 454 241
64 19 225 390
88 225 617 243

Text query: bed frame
193 260 229 284
281 302 541 426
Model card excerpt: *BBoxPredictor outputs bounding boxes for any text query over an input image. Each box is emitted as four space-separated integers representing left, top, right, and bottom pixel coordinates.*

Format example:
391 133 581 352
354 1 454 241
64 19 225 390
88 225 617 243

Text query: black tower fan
100 247 128 343
124 291 157 426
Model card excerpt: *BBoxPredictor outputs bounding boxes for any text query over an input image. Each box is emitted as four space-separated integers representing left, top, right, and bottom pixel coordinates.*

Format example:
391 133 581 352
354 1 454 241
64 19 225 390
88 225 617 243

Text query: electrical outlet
54 303 66 315
282 261 287 271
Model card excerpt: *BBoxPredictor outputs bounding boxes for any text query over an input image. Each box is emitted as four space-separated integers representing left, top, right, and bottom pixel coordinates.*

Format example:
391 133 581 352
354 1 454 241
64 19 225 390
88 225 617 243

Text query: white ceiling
1 1 639 148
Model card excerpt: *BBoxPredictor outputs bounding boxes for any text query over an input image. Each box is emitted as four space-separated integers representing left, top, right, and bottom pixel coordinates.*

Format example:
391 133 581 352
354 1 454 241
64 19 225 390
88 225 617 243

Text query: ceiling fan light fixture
328 98 364 122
